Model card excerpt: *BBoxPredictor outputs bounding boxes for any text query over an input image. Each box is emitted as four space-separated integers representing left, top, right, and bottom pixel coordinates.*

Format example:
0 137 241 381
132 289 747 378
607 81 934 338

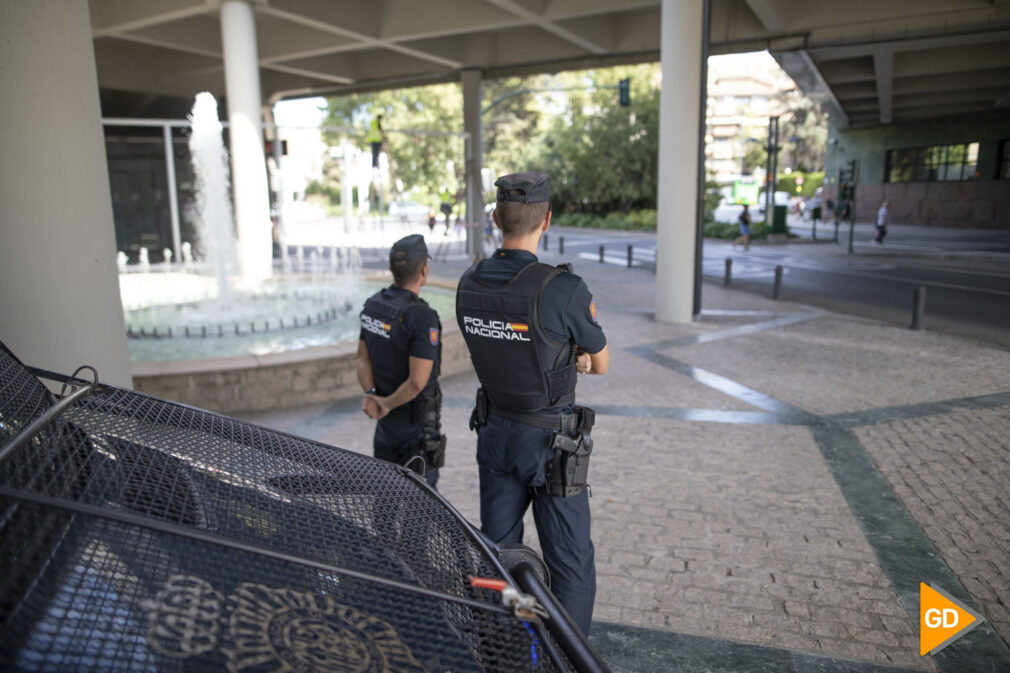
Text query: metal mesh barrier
0 346 575 672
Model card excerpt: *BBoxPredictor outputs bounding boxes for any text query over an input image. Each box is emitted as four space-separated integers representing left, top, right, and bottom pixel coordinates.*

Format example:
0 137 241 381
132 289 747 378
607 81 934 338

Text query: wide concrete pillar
220 0 272 282
655 0 704 323
462 69 485 260
0 0 132 387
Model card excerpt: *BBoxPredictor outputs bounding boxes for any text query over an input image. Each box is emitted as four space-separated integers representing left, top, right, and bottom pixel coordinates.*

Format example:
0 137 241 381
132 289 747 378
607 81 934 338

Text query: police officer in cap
357 234 445 487
456 171 610 634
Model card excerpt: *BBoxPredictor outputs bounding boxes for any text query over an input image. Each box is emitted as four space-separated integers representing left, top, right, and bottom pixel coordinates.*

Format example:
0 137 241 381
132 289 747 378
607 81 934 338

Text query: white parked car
389 200 431 221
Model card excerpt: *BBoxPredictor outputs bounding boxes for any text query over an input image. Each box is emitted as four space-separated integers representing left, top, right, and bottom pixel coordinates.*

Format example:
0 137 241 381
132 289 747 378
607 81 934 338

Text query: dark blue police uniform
360 285 443 487
459 248 606 634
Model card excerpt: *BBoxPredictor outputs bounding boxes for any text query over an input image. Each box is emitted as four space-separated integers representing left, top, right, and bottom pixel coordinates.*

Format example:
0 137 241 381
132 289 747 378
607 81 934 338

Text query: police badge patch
429 328 439 345
589 298 598 323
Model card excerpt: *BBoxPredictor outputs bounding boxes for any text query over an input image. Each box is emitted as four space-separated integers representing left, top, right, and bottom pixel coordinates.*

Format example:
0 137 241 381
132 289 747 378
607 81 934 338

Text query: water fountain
120 92 458 414
119 92 371 363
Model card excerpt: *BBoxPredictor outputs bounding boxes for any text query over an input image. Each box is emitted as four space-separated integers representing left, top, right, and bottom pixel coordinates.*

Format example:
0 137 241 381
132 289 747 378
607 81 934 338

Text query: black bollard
773 265 783 299
724 258 732 287
559 236 565 255
543 234 549 251
599 245 605 263
627 244 633 268
911 286 927 330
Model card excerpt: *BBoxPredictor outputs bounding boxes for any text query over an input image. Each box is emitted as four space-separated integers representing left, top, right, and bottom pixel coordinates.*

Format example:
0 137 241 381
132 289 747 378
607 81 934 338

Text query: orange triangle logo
920 583 985 655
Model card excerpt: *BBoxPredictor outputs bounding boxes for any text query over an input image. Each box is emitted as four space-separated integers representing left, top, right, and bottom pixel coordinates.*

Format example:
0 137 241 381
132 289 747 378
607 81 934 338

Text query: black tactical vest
456 261 576 412
360 288 441 422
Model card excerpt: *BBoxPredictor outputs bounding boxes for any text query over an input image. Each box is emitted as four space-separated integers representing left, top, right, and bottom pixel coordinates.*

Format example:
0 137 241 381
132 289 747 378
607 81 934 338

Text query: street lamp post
764 116 779 228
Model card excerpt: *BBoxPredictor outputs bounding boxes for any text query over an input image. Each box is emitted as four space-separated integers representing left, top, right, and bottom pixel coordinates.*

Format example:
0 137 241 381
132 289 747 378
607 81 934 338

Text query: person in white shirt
874 200 889 245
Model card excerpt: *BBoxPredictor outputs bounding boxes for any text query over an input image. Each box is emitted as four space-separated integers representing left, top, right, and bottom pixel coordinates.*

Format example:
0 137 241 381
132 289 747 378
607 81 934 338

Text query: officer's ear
542 206 551 233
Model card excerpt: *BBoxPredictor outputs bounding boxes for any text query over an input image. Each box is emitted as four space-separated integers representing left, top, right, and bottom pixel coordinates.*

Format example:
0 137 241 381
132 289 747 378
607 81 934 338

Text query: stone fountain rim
130 275 461 378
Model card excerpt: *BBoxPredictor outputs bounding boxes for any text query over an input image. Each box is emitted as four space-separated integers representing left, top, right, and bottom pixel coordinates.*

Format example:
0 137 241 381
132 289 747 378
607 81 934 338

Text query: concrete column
220 0 272 281
655 0 704 323
462 69 484 260
0 0 132 387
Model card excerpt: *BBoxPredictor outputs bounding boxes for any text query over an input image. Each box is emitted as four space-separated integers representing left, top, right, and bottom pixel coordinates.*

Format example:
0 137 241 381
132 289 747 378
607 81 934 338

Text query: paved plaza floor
243 233 1010 673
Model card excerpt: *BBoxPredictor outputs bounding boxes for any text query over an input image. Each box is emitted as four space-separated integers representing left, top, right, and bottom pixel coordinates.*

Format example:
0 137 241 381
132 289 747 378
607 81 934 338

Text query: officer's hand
362 396 382 419
576 351 592 374
365 393 391 420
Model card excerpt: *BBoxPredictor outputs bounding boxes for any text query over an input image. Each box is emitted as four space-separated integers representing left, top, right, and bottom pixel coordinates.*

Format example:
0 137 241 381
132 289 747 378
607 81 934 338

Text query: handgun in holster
469 387 488 431
543 405 595 497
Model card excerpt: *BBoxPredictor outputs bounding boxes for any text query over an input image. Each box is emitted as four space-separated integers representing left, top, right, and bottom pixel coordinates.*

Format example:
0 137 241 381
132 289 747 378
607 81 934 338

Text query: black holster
414 434 446 470
469 387 489 431
409 384 445 473
542 405 595 498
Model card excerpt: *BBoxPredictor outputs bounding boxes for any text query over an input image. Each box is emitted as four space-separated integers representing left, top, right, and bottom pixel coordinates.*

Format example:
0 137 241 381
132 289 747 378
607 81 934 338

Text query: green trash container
772 204 788 234
812 206 822 222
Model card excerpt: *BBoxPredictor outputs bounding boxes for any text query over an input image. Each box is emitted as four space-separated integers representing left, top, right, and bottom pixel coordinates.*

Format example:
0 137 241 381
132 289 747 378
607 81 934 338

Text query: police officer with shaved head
357 234 445 487
457 171 610 634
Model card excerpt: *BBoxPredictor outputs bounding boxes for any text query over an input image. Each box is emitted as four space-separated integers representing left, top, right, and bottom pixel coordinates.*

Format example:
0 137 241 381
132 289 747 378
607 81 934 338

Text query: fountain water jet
188 92 236 303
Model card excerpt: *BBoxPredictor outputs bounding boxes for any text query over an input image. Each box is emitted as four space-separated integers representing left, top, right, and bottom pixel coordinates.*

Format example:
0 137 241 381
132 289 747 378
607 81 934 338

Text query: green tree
482 75 551 197
778 89 827 173
322 84 466 203
525 64 661 214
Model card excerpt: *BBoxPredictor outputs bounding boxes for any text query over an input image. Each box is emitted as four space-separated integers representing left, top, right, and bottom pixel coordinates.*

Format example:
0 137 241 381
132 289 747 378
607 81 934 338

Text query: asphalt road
539 226 1010 348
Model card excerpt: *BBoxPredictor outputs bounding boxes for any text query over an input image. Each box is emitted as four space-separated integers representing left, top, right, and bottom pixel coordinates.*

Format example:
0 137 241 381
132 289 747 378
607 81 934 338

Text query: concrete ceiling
90 0 1010 128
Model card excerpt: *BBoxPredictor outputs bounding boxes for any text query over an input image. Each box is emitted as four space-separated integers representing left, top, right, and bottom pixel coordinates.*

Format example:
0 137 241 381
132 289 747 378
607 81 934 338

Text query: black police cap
389 234 430 263
495 171 551 203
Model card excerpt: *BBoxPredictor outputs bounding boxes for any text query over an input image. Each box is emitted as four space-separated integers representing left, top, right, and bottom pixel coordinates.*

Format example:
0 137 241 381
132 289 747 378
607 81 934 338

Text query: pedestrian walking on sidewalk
733 204 751 250
457 171 610 636
874 200 889 245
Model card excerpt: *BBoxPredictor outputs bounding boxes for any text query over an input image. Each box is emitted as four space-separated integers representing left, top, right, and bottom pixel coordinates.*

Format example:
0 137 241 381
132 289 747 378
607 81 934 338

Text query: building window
999 139 1010 179
885 142 979 183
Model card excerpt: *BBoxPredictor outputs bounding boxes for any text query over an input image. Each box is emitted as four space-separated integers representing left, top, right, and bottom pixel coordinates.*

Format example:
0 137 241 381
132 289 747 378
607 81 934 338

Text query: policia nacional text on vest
457 261 595 497
360 290 446 473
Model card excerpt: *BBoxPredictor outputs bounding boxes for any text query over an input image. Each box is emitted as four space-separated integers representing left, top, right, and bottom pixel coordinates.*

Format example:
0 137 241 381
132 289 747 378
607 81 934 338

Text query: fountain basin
130 278 472 414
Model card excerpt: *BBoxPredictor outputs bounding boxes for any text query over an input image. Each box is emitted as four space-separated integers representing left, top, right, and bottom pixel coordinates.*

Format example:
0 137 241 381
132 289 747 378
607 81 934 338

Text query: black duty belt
487 401 578 434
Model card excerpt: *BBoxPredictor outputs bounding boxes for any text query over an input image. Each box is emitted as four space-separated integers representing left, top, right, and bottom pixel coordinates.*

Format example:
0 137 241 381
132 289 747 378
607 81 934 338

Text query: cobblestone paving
240 262 1010 673
855 407 1010 647
588 416 924 669
667 314 1010 416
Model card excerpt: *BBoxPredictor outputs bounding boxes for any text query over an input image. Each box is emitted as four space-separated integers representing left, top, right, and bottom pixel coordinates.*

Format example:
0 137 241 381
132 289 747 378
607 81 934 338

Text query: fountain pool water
123 278 457 363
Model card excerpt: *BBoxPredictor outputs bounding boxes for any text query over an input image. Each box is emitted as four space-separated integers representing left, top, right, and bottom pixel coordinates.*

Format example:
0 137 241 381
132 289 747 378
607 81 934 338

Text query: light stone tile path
240 257 1010 673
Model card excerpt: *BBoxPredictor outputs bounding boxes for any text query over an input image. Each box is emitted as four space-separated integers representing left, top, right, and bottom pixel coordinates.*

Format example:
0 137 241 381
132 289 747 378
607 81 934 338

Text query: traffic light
618 78 630 106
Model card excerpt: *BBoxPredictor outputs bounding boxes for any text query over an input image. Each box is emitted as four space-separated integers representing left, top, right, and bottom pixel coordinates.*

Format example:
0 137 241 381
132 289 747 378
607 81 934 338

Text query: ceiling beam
258 5 464 71
742 0 787 33
482 0 608 54
90 0 216 37
809 28 1010 62
873 50 893 125
262 62 354 85
774 49 850 128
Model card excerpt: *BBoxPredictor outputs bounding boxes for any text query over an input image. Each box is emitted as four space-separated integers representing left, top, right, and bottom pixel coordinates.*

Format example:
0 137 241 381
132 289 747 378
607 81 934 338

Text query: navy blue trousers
374 415 439 488
476 413 596 634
